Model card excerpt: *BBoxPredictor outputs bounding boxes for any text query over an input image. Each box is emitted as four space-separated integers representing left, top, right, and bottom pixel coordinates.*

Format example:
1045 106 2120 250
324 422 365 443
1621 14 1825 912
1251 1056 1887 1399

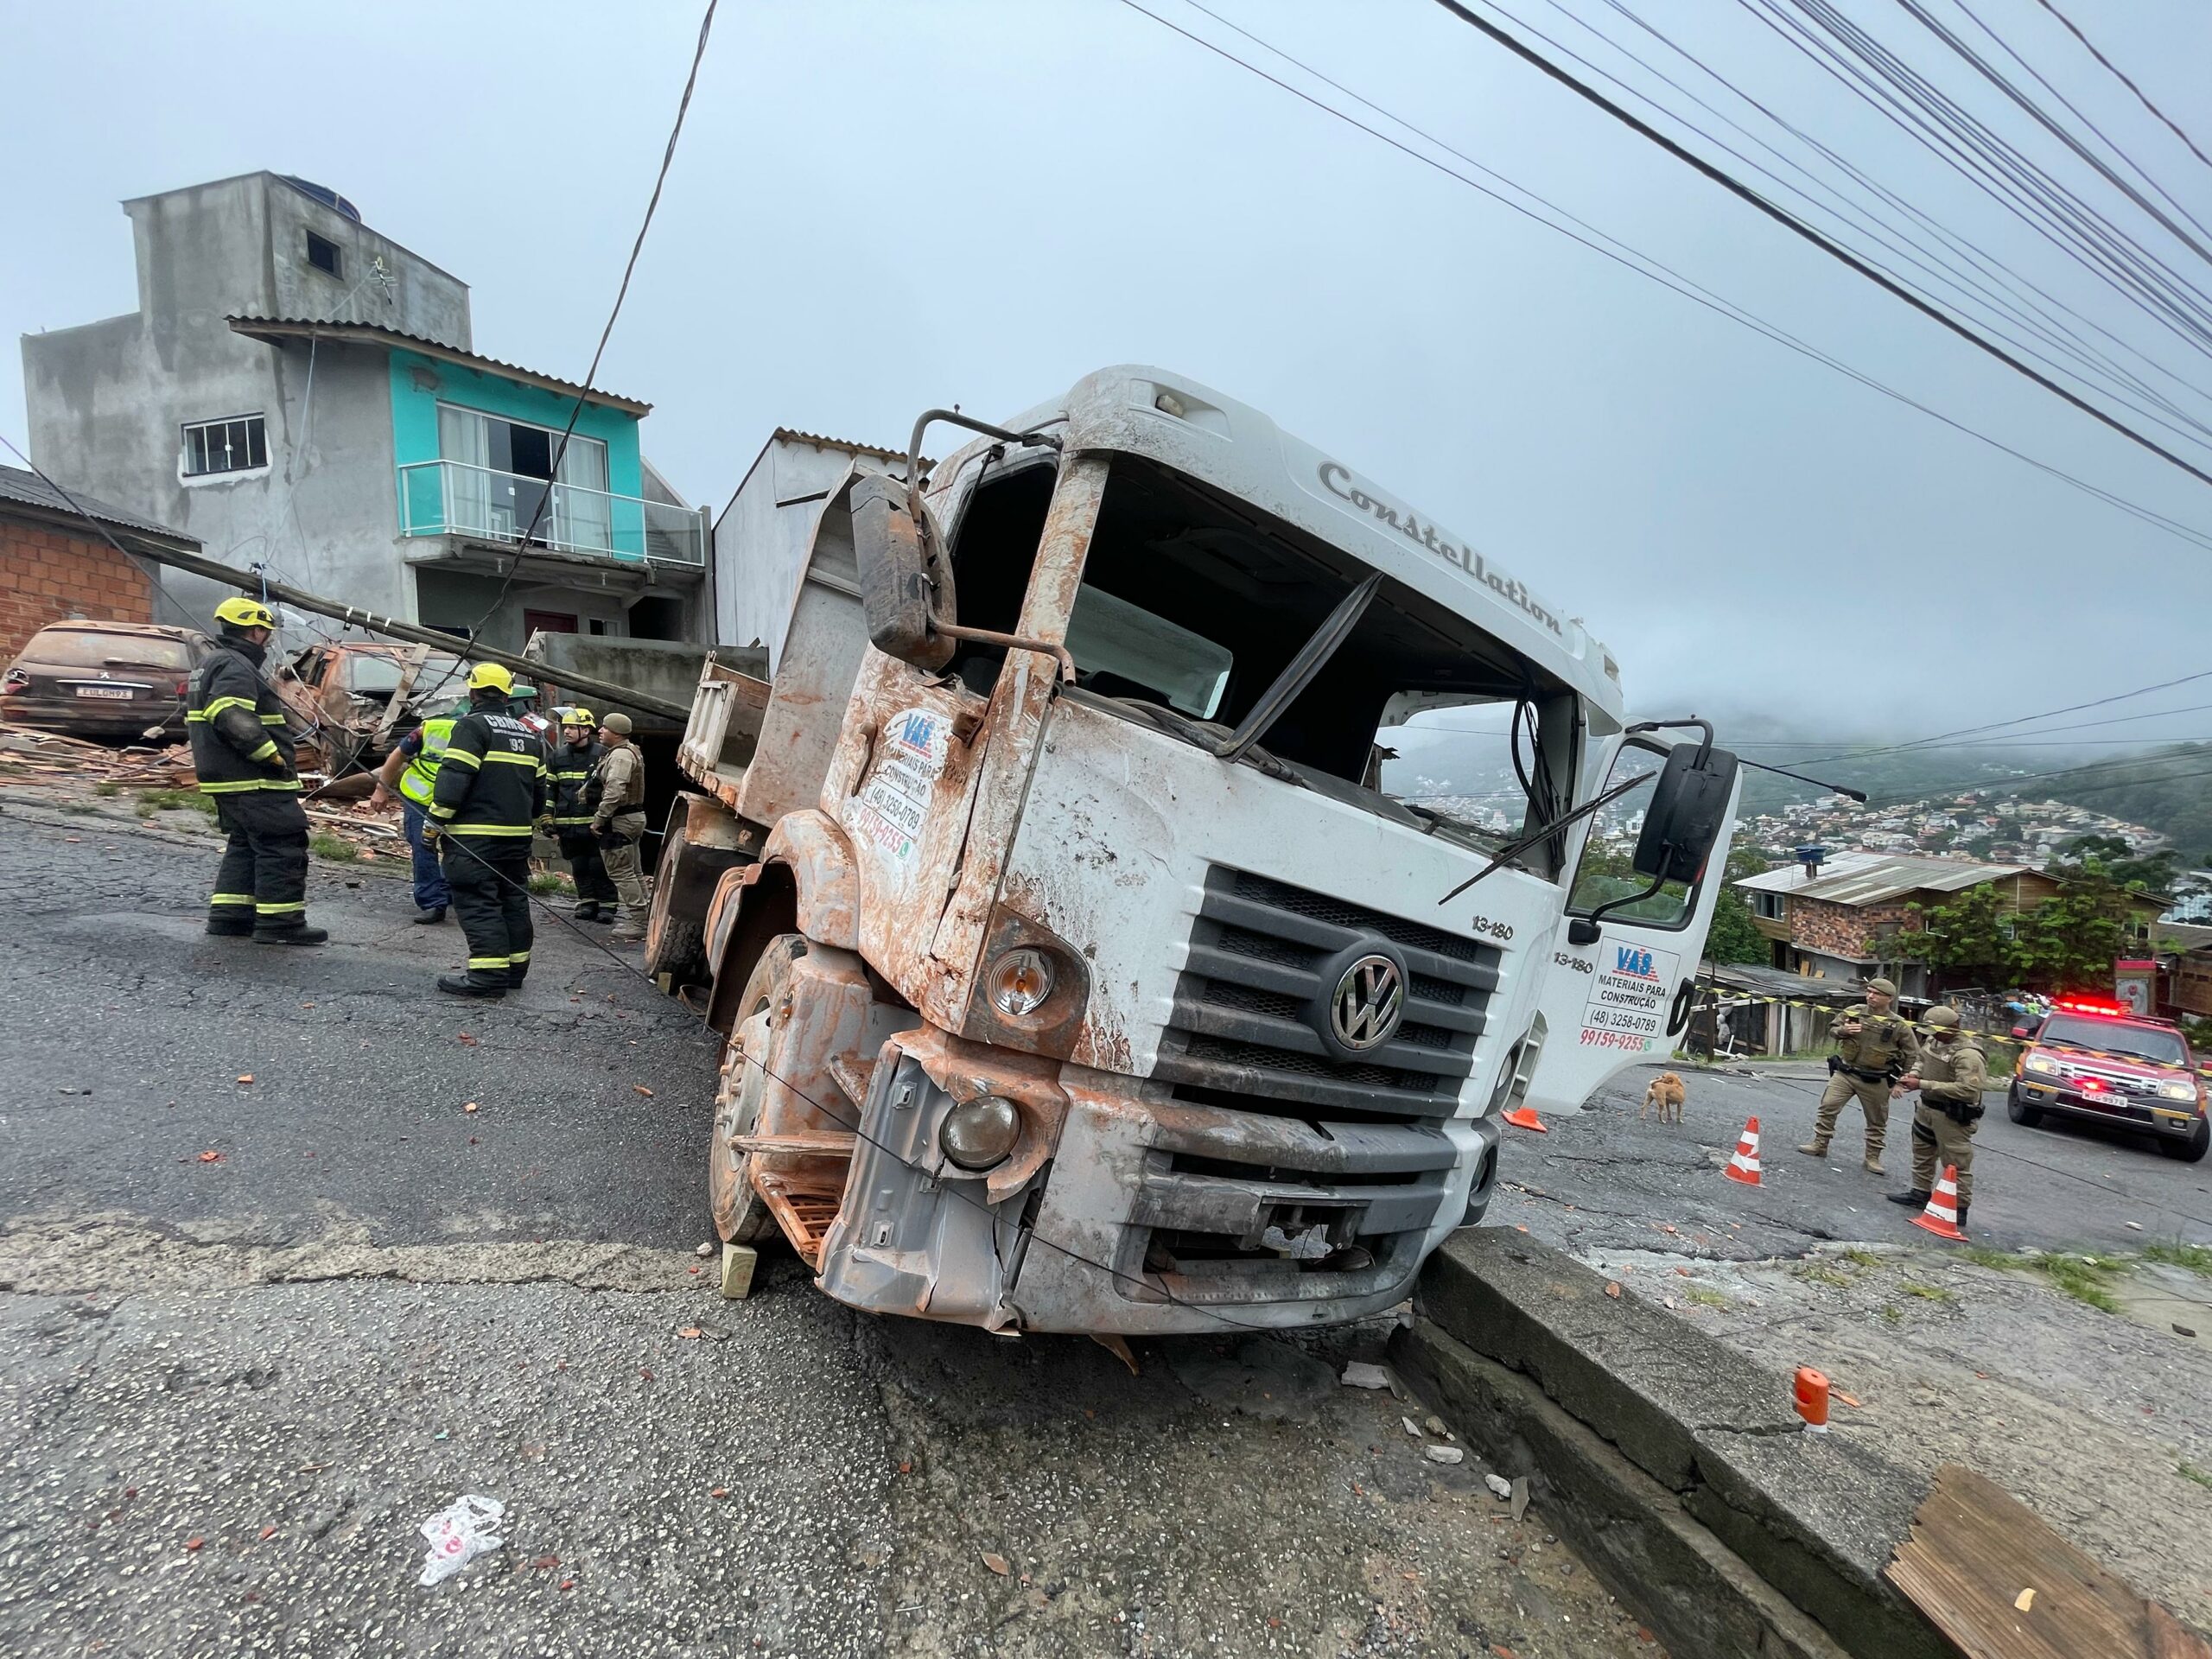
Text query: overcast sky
8 0 2212 753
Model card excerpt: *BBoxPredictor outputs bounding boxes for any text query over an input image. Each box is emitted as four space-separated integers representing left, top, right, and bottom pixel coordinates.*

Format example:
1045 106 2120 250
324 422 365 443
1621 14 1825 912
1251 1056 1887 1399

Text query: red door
524 610 579 635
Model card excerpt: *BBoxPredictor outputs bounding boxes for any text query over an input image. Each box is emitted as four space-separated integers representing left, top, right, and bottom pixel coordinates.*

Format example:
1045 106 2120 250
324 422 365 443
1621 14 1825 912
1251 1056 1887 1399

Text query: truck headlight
940 1095 1020 1171
2024 1052 2058 1077
2156 1079 2198 1103
988 947 1055 1018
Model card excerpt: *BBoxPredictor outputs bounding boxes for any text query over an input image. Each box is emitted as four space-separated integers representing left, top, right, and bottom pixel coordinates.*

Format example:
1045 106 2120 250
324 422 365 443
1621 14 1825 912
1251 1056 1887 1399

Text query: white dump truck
645 366 1740 1335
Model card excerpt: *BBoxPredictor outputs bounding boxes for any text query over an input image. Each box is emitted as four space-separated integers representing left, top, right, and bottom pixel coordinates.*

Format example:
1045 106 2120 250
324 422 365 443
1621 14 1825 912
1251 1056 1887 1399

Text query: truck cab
652 367 1740 1334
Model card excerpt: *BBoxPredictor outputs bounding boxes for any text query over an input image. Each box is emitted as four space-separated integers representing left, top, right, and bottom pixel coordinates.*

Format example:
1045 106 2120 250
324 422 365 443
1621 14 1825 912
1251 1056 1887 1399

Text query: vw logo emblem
1330 953 1405 1052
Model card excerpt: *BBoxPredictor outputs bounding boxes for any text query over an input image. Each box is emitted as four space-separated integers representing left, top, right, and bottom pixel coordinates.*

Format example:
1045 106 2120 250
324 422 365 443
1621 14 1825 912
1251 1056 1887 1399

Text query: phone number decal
1578 1027 1655 1051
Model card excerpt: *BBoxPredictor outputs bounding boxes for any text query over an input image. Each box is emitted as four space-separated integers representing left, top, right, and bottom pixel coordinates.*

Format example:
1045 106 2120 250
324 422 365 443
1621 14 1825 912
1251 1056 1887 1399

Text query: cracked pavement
0 800 1662 1658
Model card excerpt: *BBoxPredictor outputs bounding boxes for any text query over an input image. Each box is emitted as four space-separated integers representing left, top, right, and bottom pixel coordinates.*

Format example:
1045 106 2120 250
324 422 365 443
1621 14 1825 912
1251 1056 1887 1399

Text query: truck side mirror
1631 741 1738 884
849 475 956 672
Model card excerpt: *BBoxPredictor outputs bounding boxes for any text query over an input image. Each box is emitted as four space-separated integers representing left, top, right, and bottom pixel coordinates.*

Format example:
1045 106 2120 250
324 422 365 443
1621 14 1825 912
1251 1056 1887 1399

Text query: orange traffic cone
1723 1116 1763 1185
1910 1164 1968 1241
1502 1105 1548 1133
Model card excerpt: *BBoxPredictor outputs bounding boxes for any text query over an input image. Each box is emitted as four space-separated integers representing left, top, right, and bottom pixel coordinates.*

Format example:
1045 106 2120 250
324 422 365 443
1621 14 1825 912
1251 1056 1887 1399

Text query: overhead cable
1426 0 2212 489
1118 1 2212 553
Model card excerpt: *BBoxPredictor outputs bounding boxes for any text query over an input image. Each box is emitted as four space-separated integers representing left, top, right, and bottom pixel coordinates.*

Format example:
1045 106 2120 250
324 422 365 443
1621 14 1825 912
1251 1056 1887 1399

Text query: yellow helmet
556 705 596 728
213 596 276 631
466 662 514 695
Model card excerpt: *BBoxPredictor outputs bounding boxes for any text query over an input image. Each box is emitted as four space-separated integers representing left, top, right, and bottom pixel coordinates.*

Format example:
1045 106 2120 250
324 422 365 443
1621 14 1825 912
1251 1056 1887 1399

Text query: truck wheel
649 913 706 988
2005 1084 2043 1128
708 933 809 1244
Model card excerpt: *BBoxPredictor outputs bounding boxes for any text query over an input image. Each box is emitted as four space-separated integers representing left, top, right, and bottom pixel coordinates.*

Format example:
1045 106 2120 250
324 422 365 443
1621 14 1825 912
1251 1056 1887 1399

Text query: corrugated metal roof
0 465 196 545
1734 851 2032 906
226 317 651 416
771 427 916 465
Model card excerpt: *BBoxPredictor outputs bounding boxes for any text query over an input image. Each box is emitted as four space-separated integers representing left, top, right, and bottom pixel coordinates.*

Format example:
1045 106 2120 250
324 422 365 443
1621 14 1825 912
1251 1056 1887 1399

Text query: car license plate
73 686 133 700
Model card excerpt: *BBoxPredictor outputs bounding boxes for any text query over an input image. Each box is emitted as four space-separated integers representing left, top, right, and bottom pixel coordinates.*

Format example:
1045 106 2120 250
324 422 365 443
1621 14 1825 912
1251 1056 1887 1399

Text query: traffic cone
1502 1105 1548 1133
1910 1164 1968 1241
1723 1116 1763 1185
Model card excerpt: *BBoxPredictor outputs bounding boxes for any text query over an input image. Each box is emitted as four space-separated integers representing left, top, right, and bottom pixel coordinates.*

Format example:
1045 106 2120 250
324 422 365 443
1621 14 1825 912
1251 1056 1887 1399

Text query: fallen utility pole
129 542 692 722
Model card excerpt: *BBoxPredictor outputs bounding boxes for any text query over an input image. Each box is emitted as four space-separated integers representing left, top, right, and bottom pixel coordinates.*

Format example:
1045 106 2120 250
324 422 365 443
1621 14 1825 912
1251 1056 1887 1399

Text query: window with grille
181 416 268 477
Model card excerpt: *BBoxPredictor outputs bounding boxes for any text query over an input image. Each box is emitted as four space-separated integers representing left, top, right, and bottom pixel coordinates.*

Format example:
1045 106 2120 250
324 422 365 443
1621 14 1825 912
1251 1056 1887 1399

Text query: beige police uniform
1804 998 1920 1166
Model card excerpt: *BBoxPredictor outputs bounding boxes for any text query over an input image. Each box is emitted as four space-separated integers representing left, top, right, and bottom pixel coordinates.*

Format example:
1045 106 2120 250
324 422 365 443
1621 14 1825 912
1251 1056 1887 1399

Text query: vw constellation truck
645 367 1740 1335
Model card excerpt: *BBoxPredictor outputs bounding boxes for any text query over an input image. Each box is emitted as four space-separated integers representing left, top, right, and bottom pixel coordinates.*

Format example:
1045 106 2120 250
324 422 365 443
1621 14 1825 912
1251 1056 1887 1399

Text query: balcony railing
397 460 704 566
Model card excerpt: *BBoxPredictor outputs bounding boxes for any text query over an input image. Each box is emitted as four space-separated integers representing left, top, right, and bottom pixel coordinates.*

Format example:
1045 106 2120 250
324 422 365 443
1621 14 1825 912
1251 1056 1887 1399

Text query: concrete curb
1391 1229 1945 1659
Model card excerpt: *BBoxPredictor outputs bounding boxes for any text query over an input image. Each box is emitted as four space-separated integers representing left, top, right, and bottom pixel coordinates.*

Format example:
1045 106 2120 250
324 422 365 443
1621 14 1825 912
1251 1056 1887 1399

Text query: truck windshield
1059 457 1578 874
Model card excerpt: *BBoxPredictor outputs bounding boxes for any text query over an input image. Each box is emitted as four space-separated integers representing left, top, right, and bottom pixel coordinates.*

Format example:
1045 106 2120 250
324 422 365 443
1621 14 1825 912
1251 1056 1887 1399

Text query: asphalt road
1491 1058 2212 1261
0 800 1656 1659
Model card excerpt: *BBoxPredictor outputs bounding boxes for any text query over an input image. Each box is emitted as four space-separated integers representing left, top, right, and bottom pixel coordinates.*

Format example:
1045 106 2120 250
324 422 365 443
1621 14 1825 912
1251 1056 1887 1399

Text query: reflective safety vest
398 717 457 808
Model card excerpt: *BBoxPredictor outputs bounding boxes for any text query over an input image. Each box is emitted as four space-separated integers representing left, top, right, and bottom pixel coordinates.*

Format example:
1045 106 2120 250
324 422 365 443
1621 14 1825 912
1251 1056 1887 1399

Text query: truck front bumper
810 1030 1498 1336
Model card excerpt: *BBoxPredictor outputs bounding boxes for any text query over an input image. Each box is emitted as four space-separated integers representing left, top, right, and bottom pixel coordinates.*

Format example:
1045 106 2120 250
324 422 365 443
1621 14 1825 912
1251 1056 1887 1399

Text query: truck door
1522 735 1743 1116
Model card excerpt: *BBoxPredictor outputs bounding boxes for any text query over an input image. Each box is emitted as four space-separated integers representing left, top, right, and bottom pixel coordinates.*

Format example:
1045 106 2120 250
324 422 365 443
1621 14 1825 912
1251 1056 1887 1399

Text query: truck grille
1154 868 1499 1119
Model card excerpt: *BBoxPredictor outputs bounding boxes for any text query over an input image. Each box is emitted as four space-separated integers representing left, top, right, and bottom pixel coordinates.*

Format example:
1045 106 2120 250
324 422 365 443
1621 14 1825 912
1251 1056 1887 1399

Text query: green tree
2056 835 2177 896
1701 841 1773 966
2012 880 2136 990
1904 883 2018 988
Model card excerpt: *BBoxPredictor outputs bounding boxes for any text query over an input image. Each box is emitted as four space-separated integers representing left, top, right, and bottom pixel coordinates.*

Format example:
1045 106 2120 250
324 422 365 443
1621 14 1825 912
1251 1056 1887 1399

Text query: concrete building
0 466 200 659
712 429 916 666
20 171 709 652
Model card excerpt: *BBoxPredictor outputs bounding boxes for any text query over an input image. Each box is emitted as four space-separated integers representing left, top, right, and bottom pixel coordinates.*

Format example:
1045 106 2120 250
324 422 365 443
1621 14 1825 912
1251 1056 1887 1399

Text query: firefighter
424 663 548 997
368 702 461 924
1798 976 1921 1173
546 707 618 922
191 597 323 945
590 711 651 942
1888 1006 1987 1228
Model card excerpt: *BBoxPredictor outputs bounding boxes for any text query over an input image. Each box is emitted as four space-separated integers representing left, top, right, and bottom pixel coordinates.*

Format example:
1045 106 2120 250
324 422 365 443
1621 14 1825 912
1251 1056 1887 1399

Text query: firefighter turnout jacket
428 698 548 836
548 735 602 830
188 635 299 793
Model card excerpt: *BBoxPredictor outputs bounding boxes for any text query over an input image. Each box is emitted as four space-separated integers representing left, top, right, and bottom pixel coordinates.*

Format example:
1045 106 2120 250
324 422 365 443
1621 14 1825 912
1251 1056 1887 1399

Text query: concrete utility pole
129 542 692 722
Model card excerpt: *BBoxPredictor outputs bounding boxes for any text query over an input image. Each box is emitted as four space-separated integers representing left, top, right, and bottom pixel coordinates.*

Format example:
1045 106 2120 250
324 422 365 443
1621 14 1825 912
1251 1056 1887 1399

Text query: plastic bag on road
417 1493 505 1586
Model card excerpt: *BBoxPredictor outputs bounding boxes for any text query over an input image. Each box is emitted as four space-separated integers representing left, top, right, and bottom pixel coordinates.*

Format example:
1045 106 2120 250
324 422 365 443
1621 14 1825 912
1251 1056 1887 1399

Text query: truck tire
649 913 706 989
709 933 809 1245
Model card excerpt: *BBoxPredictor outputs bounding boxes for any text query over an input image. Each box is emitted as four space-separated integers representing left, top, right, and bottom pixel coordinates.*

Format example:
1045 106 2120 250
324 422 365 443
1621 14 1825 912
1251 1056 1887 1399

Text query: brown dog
1641 1071 1687 1124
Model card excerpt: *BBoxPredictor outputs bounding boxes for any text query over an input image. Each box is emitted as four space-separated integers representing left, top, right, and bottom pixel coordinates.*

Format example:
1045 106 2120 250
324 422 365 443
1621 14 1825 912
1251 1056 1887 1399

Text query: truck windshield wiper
1436 772 1648 906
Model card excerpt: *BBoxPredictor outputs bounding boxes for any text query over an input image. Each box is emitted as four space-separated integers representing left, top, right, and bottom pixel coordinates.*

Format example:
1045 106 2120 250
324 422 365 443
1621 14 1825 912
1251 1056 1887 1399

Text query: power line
1497 0 2212 455
1116 1 2212 554
1737 0 2212 370
2029 0 2212 182
1427 0 2212 489
417 0 719 706
1570 0 2212 440
1785 666 2212 769
1947 0 2212 250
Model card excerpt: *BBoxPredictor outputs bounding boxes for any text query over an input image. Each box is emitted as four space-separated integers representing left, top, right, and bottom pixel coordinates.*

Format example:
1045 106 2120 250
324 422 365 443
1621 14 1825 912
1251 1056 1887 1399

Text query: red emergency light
2051 995 2130 1018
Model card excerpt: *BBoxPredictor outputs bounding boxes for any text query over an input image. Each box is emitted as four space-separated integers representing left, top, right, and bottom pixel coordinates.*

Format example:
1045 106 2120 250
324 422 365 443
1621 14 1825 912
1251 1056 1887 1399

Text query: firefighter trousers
556 829 619 906
1910 1103 1978 1205
441 836 535 986
209 792 310 936
1813 1072 1891 1159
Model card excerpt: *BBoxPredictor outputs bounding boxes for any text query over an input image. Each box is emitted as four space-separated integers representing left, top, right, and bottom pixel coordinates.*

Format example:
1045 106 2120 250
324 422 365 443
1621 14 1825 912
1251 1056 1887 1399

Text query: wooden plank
1886 1465 2211 1659
730 1130 857 1158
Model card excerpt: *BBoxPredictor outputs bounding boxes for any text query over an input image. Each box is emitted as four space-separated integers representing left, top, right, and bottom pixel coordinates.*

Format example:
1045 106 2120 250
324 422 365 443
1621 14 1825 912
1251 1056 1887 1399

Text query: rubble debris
1340 1362 1392 1390
1484 1473 1513 1501
1423 1445 1466 1465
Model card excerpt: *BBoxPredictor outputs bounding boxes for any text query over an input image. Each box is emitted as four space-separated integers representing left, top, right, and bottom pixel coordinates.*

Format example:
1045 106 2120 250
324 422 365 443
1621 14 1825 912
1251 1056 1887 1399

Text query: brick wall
1787 895 1916 960
0 517 154 661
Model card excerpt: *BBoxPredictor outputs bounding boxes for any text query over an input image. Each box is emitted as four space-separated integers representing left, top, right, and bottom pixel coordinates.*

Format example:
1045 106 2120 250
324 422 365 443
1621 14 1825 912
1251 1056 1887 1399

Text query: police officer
368 702 461 924
1888 1006 1987 1229
191 597 324 945
1798 976 1920 1173
546 707 618 922
424 663 548 997
590 711 651 942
